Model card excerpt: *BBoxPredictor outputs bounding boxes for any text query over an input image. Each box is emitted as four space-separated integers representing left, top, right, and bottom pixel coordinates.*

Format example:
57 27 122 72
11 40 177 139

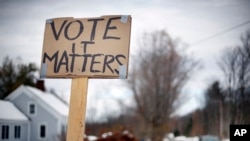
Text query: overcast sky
1 0 250 119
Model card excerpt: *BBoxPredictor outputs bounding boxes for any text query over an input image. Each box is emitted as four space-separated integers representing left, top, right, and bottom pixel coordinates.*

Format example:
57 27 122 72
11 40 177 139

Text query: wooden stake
66 77 88 141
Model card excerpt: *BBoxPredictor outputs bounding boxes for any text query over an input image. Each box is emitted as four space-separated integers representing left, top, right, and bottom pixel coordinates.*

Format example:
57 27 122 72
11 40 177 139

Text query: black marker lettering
103 55 115 73
50 20 68 41
90 54 104 73
114 54 126 74
82 54 92 72
81 41 95 53
88 18 104 41
64 20 83 40
115 54 126 65
69 43 82 72
57 51 69 72
103 17 121 40
43 51 59 73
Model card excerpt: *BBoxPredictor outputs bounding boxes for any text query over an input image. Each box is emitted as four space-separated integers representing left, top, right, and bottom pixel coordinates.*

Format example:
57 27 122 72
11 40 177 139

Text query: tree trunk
151 124 165 141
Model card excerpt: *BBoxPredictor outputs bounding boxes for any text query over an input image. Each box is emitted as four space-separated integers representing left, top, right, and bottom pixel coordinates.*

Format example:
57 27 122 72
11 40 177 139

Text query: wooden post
66 77 88 141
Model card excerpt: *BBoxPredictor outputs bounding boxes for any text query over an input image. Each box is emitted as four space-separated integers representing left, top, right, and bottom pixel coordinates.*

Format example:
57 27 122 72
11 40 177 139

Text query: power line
190 20 250 46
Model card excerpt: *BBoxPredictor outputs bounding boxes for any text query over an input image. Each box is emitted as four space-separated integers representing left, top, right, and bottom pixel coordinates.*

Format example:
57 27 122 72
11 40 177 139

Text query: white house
0 100 29 141
1 84 69 141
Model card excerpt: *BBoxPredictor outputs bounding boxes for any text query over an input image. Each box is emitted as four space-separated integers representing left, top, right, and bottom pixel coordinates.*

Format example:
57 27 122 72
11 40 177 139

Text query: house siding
0 121 28 141
9 91 63 141
9 92 31 117
31 103 59 141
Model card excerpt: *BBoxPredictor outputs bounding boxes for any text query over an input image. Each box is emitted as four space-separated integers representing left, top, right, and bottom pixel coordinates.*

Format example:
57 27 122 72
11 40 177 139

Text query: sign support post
66 77 88 141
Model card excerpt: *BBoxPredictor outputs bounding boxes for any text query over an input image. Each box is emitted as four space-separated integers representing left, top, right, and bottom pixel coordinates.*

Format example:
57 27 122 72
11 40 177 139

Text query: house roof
6 85 69 117
25 86 69 117
0 100 28 121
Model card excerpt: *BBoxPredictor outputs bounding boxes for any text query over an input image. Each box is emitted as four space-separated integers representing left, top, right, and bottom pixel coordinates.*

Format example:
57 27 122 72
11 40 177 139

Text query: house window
40 125 46 138
1 125 9 139
14 125 21 138
29 103 36 115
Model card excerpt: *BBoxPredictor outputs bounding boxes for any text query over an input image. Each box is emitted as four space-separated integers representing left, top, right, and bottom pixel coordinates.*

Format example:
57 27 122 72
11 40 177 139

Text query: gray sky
1 0 250 119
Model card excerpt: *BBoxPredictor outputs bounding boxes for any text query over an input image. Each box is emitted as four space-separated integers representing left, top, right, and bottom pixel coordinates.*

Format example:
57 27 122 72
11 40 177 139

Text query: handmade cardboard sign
40 15 131 78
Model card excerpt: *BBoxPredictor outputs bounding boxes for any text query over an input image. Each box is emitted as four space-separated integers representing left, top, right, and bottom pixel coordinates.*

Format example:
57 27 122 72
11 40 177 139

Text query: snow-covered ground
85 132 229 141
164 136 228 141
163 133 229 141
164 136 199 141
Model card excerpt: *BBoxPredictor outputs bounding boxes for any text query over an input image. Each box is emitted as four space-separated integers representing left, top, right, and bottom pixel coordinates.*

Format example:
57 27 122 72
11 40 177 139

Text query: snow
164 133 175 140
174 136 187 141
0 100 28 121
102 132 113 138
25 86 69 117
167 136 199 141
163 134 199 141
87 135 98 141
184 137 199 141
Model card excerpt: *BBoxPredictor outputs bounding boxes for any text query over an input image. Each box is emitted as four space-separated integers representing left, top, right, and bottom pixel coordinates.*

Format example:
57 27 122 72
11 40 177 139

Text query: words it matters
40 15 132 78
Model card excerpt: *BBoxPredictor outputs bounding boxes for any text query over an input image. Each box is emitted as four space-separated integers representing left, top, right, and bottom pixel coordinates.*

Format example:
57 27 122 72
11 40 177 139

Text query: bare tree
218 30 250 125
236 30 250 124
127 30 197 141
202 81 226 138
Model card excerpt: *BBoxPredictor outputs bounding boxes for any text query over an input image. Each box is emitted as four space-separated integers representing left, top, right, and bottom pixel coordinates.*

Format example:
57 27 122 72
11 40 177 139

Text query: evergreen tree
0 56 38 99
